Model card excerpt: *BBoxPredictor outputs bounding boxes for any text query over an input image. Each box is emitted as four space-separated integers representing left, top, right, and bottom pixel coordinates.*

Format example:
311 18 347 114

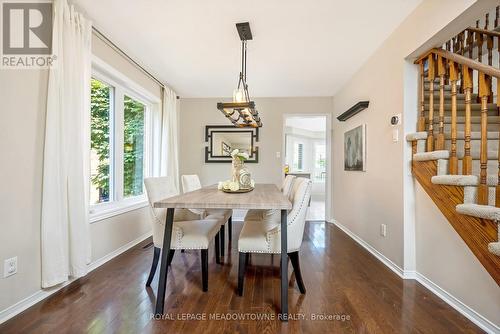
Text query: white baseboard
332 219 499 334
0 231 152 325
415 272 499 334
331 219 405 278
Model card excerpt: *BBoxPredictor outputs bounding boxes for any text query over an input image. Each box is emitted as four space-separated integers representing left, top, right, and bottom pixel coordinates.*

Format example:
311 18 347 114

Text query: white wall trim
331 219 405 278
330 219 499 334
415 272 499 334
0 231 152 325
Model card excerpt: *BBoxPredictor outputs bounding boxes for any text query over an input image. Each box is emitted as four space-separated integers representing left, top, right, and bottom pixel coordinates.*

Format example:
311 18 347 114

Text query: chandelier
217 22 262 128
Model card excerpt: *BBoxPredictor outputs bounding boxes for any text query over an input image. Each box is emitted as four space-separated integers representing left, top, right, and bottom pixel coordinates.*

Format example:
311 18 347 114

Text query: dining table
153 183 293 321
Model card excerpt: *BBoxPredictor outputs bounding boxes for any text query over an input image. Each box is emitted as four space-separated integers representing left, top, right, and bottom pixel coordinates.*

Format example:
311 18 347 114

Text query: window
123 95 145 198
89 59 157 222
293 143 304 171
90 78 112 205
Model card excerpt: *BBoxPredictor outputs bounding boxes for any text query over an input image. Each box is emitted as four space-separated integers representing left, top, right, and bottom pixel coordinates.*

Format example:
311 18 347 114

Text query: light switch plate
4 257 17 278
276 151 281 158
392 129 399 142
380 224 387 237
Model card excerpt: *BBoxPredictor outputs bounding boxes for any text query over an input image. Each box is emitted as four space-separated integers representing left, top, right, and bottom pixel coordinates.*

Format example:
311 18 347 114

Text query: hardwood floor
0 222 483 334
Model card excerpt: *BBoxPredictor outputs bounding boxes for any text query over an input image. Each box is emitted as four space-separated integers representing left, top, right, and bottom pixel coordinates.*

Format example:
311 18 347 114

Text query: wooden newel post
449 60 458 175
427 54 435 152
417 61 426 132
462 65 473 175
436 55 446 150
478 72 490 205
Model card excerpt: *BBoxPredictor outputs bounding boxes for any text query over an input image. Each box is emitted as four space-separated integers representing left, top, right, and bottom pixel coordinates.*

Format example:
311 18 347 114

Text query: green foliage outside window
123 95 145 197
90 79 110 203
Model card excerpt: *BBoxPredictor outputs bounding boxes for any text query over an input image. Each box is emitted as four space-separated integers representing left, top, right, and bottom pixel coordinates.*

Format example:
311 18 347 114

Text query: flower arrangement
230 149 249 161
218 149 255 192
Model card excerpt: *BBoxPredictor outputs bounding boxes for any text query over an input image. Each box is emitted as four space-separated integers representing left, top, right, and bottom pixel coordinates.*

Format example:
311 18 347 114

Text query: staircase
407 9 500 285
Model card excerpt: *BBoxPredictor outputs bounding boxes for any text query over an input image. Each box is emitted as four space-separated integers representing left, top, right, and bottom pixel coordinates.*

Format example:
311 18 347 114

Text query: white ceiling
286 116 326 132
75 0 421 98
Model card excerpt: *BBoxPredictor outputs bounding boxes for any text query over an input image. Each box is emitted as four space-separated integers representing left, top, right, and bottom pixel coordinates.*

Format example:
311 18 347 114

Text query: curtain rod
92 26 180 99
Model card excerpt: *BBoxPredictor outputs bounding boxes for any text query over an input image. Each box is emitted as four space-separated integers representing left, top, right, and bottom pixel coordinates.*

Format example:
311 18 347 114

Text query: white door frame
282 113 332 222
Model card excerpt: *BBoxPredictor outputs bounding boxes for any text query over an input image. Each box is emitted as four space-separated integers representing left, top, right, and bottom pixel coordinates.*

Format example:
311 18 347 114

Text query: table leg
155 208 175 315
280 209 288 321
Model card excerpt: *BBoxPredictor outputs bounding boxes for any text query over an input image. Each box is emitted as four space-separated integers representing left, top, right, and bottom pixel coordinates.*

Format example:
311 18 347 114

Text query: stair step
413 150 449 161
456 203 500 220
424 92 479 100
432 174 498 186
424 82 452 90
444 131 500 140
427 116 500 124
424 103 497 112
406 132 427 141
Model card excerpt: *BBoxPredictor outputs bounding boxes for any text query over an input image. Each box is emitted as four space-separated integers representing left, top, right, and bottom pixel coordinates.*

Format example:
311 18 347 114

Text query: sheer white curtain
41 0 92 288
154 86 180 191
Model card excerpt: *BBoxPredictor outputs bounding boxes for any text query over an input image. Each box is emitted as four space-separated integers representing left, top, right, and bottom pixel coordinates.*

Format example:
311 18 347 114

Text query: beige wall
0 33 157 313
179 97 333 187
332 0 499 327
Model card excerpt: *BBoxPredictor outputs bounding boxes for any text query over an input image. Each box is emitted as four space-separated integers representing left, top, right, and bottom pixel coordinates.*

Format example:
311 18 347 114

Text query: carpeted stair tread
406 132 427 141
413 150 449 161
427 116 500 124
456 203 500 221
444 131 500 140
432 174 498 186
431 175 478 186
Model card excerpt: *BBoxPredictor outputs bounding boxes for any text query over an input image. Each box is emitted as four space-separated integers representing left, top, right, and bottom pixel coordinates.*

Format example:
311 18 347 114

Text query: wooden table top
154 183 292 210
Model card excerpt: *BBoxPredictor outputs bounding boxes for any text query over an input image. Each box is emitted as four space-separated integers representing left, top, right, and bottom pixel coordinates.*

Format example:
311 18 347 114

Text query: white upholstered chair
181 174 233 256
237 177 312 296
144 177 222 291
244 174 296 221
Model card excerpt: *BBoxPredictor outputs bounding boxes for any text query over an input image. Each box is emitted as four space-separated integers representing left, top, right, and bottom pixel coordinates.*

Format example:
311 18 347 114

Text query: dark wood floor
0 222 483 334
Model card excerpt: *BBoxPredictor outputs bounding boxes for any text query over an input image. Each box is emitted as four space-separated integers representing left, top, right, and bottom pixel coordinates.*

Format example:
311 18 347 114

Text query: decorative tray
221 187 254 193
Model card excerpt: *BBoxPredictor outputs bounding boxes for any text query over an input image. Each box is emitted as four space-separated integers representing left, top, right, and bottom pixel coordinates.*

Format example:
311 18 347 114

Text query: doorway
283 115 331 222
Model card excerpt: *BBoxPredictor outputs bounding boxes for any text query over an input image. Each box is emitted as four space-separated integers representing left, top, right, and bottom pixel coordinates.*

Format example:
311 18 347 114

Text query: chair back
181 174 205 216
282 175 296 199
181 174 202 192
286 177 312 251
144 177 177 246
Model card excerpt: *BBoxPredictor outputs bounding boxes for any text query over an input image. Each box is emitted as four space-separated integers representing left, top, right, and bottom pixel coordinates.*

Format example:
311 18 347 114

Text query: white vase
232 158 252 189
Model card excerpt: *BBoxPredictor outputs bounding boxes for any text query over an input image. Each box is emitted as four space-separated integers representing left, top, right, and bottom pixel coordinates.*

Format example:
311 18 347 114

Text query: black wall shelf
337 101 369 121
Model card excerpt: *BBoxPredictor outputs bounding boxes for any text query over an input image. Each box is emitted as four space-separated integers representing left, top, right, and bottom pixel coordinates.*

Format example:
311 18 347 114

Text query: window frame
89 56 159 223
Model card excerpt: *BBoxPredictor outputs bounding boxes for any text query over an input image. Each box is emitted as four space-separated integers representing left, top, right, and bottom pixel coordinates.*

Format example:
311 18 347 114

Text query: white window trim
89 56 159 223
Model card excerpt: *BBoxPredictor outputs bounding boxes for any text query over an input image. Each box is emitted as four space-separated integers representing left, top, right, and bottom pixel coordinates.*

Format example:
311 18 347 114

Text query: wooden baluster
478 73 490 205
436 55 446 150
485 13 490 30
418 61 426 132
445 41 451 84
495 6 499 28
467 29 474 59
427 54 435 151
449 60 459 175
459 31 465 55
476 20 480 29
477 31 483 63
463 65 473 175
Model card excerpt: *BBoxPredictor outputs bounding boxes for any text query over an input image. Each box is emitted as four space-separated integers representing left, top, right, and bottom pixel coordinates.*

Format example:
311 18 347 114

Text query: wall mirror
205 125 259 163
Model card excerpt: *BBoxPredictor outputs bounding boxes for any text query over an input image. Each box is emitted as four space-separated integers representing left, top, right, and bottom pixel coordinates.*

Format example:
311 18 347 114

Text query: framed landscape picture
344 124 366 171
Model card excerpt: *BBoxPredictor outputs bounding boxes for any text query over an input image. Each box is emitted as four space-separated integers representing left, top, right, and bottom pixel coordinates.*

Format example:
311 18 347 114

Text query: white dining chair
144 177 221 292
244 174 296 221
181 174 233 256
237 177 312 296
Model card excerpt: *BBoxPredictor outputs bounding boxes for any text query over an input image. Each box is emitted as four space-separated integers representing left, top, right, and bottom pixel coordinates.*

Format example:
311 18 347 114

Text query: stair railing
415 48 500 206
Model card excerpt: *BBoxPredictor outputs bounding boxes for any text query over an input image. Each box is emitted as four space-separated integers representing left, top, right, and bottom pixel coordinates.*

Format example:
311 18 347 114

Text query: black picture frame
205 125 259 163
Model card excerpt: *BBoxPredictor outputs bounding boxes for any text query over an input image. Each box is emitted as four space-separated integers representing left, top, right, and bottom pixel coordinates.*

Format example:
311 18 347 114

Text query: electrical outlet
380 224 387 237
4 257 17 278
276 151 281 158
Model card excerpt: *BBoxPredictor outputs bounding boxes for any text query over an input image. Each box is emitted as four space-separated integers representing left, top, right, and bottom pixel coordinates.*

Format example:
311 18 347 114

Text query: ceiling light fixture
217 22 262 128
